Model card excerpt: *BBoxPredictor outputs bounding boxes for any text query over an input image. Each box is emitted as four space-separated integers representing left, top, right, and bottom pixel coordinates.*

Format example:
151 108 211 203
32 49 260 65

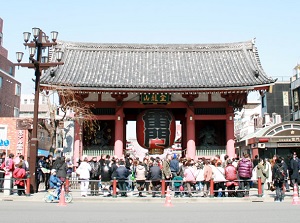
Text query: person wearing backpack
272 157 286 202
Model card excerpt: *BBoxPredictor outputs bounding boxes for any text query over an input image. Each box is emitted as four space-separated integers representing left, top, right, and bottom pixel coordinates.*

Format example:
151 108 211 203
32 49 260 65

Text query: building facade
0 18 21 117
40 40 275 163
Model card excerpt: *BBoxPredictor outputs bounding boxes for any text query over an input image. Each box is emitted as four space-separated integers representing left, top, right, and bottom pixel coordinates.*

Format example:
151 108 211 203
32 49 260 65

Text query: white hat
51 169 56 174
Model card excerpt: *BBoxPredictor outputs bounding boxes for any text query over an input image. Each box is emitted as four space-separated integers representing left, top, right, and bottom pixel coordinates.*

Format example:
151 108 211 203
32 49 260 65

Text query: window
293 89 299 112
261 95 266 108
15 84 21 96
0 125 7 140
9 67 13 76
30 99 34 104
14 107 19 117
0 76 2 88
24 99 28 104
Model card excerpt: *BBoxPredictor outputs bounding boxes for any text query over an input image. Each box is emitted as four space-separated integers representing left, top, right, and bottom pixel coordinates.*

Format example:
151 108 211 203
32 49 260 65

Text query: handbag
179 185 184 191
270 183 276 192
131 171 135 181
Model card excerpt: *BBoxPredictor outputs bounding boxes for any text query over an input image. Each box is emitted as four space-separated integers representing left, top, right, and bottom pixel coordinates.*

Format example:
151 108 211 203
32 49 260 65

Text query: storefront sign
278 143 300 147
140 93 171 104
270 137 300 142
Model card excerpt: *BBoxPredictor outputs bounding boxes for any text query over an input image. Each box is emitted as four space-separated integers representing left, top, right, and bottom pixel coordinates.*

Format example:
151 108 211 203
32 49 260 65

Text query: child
173 175 183 197
49 169 62 197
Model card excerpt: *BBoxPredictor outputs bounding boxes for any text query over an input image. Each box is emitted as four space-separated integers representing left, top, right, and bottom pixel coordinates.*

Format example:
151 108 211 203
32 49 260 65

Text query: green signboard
140 93 171 104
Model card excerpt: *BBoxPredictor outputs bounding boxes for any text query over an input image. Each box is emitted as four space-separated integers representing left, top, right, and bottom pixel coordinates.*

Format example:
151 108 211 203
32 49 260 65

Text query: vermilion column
186 109 196 159
226 113 235 158
114 108 124 158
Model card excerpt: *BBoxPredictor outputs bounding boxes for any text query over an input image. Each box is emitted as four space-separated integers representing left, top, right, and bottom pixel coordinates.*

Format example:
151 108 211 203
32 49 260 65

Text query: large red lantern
136 109 175 155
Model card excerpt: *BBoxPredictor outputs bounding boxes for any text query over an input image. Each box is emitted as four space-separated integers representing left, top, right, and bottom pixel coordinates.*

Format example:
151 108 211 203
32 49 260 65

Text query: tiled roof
40 40 275 92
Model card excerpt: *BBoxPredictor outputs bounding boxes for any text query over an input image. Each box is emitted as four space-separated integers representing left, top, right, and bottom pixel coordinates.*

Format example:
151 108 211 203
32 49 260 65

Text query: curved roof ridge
56 40 254 51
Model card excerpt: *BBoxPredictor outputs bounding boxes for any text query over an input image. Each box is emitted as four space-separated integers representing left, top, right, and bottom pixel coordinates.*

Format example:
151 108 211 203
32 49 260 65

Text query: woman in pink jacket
184 160 196 197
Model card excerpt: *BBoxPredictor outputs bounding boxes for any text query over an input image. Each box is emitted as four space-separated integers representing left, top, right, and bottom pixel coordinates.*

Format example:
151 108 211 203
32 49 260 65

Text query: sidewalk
0 188 295 203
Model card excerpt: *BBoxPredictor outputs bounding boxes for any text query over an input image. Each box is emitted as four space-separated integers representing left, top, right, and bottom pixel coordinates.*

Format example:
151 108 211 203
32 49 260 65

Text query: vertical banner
63 121 75 157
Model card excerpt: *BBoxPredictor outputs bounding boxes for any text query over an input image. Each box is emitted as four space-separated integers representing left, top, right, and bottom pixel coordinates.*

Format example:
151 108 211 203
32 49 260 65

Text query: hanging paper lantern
136 109 175 155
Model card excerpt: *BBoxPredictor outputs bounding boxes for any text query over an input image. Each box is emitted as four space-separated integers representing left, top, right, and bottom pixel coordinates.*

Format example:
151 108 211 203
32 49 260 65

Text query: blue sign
0 140 3 146
4 140 10 146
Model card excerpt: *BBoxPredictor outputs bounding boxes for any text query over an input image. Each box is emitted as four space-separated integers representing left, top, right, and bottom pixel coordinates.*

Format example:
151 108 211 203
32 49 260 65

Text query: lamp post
15 28 64 192
77 112 84 162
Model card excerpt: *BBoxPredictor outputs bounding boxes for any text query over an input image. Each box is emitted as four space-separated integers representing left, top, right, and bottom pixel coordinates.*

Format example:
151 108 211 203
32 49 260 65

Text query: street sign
4 140 10 146
0 140 3 146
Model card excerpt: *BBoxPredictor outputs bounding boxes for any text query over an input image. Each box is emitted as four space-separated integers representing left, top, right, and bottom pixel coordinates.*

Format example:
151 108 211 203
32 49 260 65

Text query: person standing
12 162 26 196
135 161 147 197
273 157 285 202
225 159 238 197
0 152 6 192
76 156 91 197
115 160 130 197
264 158 272 190
43 157 51 190
162 154 172 190
203 160 213 197
290 152 299 194
256 158 268 196
55 157 68 183
1 153 15 195
100 159 112 196
237 154 253 197
183 160 196 197
148 161 162 197
89 157 101 196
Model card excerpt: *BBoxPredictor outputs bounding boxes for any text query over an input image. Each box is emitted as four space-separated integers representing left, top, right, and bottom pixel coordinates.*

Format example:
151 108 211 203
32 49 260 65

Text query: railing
83 149 115 157
63 177 264 198
196 146 226 157
0 176 268 198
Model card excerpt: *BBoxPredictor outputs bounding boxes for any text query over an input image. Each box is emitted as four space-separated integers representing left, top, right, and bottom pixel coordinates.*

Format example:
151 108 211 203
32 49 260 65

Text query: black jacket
116 165 130 180
148 165 162 181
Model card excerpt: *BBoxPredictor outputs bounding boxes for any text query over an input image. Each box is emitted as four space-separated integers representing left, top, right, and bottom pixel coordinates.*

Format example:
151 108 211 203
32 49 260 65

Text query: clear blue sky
1 0 300 94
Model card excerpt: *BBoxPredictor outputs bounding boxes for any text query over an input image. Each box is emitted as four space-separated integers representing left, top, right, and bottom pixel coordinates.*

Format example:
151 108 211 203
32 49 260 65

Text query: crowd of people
0 151 299 201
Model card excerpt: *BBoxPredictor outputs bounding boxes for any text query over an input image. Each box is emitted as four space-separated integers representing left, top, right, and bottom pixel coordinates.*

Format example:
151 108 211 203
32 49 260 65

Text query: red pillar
252 148 259 159
226 111 235 158
114 108 124 158
186 109 196 159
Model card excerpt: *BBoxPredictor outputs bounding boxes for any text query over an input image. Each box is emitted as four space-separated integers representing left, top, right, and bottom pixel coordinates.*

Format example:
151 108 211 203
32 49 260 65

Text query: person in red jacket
225 159 238 197
12 162 26 196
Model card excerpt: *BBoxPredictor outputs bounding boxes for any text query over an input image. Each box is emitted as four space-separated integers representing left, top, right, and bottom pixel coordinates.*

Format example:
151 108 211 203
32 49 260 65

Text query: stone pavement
0 188 296 203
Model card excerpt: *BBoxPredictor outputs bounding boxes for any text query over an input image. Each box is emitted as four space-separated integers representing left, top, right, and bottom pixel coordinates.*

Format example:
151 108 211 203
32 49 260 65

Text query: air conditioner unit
258 143 265 148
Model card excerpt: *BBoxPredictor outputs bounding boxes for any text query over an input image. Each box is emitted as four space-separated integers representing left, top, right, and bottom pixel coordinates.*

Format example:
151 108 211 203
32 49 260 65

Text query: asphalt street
0 201 299 223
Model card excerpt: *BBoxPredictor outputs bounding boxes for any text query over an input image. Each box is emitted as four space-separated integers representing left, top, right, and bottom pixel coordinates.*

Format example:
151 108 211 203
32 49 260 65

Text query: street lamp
15 28 64 192
77 112 84 162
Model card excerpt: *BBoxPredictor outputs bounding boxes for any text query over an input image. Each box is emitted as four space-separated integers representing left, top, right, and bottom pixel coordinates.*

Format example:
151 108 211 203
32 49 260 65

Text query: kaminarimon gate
40 40 275 162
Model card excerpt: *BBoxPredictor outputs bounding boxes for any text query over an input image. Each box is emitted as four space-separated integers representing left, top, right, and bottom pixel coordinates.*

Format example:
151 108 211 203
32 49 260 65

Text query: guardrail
0 176 264 198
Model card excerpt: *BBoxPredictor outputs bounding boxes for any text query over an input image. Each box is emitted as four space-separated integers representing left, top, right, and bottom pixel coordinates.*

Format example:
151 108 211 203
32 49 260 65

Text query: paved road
0 201 299 223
